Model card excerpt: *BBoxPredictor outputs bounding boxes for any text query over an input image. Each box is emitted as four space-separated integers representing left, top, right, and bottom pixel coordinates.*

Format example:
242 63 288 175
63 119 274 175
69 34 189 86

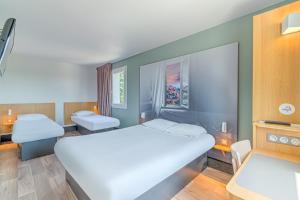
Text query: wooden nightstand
208 143 233 174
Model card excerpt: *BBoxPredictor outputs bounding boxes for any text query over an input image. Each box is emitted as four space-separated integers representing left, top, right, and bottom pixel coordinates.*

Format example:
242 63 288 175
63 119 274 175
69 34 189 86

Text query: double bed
71 111 120 134
55 119 215 200
12 114 64 160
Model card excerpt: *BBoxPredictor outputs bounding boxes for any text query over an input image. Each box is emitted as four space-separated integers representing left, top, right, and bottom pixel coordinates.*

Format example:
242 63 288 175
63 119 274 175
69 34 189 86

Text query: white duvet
71 115 120 131
54 125 215 200
12 118 64 143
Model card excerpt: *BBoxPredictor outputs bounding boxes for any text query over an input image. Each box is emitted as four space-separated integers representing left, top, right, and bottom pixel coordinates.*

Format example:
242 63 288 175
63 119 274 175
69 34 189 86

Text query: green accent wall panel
112 0 294 141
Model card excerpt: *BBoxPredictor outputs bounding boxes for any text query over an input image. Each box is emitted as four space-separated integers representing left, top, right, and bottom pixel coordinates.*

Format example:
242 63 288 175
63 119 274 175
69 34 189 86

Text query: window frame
164 59 189 109
112 65 127 109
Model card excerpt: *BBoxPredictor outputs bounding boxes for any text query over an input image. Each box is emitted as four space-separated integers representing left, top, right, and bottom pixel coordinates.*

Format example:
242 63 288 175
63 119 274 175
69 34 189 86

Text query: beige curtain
97 63 112 116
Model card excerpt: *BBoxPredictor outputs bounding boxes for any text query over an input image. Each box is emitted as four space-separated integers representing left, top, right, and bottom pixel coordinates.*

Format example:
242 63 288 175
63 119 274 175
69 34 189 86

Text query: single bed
71 110 120 134
54 119 215 200
12 114 64 160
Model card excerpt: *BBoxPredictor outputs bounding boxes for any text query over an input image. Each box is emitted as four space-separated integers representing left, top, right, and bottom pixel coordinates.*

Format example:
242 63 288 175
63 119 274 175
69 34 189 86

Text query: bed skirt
66 153 207 200
77 125 117 135
18 137 57 161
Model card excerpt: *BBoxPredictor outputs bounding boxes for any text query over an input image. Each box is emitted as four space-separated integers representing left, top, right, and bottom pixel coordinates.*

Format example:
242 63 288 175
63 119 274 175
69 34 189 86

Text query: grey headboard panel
140 43 238 163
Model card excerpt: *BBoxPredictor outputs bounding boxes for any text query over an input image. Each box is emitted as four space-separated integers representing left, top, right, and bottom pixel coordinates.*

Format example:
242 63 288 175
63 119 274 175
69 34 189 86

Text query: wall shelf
253 122 300 133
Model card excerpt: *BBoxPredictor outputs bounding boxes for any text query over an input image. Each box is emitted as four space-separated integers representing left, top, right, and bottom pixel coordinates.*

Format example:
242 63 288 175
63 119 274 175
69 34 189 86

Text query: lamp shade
8 109 12 116
282 13 300 35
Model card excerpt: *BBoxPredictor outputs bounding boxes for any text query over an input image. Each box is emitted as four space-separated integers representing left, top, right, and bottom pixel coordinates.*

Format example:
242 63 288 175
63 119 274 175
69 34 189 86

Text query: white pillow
17 114 48 121
142 118 177 131
72 110 96 117
166 123 207 138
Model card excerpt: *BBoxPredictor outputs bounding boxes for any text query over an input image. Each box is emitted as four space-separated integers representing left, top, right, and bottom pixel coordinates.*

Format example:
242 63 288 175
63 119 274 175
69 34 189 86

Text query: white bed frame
66 153 207 200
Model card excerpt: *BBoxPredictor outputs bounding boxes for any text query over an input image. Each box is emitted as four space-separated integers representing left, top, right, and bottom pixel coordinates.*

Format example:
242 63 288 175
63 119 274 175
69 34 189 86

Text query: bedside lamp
92 105 99 114
214 122 233 155
8 109 12 116
140 112 146 124
7 109 12 123
282 13 300 35
221 121 227 133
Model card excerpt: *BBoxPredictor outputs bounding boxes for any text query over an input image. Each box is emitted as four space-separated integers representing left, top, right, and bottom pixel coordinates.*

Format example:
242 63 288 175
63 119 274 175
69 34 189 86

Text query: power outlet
267 133 300 147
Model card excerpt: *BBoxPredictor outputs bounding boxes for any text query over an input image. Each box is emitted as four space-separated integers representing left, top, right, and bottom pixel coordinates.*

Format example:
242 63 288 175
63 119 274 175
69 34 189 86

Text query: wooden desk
226 150 300 200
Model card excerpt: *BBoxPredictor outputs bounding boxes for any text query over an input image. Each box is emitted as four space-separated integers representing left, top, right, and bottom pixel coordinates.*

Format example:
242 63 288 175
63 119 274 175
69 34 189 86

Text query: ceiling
0 0 284 66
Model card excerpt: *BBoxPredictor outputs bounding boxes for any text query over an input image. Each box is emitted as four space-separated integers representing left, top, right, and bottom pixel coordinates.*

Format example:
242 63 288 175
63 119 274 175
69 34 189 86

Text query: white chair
231 140 251 174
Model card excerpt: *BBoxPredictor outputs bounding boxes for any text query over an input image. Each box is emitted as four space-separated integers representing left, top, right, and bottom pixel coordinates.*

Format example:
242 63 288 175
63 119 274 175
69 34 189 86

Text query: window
165 62 189 108
112 66 127 109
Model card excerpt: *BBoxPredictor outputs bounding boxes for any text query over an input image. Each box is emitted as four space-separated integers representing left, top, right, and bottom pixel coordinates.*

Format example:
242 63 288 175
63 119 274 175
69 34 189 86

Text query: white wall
0 54 97 125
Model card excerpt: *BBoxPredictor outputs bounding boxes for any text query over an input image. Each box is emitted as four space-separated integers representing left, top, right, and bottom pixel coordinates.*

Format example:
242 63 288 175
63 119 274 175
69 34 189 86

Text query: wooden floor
0 132 232 200
173 167 232 200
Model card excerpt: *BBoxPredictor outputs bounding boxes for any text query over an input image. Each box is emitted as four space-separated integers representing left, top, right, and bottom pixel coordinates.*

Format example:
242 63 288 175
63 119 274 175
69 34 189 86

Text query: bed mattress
54 125 215 200
12 118 64 143
71 115 120 131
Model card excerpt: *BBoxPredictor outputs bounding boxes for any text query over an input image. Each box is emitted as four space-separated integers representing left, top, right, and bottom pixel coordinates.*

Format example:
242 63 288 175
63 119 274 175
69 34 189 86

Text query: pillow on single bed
142 118 177 131
72 110 96 117
17 114 48 121
166 123 207 138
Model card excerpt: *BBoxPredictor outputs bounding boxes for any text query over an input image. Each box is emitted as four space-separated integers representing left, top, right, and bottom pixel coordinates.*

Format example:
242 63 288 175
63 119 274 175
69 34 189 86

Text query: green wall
112 0 294 141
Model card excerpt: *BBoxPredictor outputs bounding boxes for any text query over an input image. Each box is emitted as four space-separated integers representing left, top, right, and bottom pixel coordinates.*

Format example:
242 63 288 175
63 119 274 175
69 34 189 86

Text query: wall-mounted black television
0 18 16 77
